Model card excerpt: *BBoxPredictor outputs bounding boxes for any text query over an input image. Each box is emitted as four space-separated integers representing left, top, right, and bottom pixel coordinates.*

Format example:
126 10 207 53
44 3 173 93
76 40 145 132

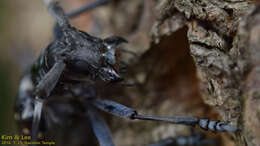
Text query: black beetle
15 1 237 146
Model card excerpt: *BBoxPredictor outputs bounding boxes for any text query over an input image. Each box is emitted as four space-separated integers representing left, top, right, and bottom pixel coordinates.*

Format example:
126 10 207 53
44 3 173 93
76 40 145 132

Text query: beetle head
98 36 128 82
65 32 127 82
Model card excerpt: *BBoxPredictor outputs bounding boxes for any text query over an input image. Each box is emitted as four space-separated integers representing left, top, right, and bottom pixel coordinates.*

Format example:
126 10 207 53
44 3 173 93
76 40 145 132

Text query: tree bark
65 0 259 145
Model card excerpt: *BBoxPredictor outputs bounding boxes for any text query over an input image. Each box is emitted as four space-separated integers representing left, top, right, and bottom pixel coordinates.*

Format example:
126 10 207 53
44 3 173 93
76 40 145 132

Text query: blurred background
0 0 53 137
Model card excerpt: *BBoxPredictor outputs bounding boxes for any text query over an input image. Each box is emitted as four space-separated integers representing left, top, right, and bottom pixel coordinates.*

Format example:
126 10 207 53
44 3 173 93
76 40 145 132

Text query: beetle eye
101 46 116 66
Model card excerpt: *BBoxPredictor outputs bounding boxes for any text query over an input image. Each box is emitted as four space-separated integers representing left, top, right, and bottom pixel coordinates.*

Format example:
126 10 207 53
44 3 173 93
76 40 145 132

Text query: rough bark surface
63 0 259 146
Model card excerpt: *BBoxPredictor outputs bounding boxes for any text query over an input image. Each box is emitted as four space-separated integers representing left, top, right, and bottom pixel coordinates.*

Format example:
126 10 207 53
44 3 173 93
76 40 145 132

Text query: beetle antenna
53 0 115 38
133 114 237 133
43 0 70 28
92 99 238 133
67 0 113 18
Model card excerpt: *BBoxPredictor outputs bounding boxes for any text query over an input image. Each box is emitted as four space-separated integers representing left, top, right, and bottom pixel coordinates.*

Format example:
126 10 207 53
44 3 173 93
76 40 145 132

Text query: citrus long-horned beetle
15 0 237 146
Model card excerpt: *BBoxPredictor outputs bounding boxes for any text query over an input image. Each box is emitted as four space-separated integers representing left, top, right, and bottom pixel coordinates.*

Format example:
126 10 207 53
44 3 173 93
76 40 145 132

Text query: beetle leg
88 107 115 146
31 61 66 144
35 60 66 98
31 98 43 146
91 99 237 133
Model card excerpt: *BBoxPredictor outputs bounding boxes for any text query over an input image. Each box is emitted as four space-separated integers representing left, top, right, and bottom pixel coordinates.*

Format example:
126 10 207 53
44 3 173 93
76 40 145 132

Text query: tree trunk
65 0 259 145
